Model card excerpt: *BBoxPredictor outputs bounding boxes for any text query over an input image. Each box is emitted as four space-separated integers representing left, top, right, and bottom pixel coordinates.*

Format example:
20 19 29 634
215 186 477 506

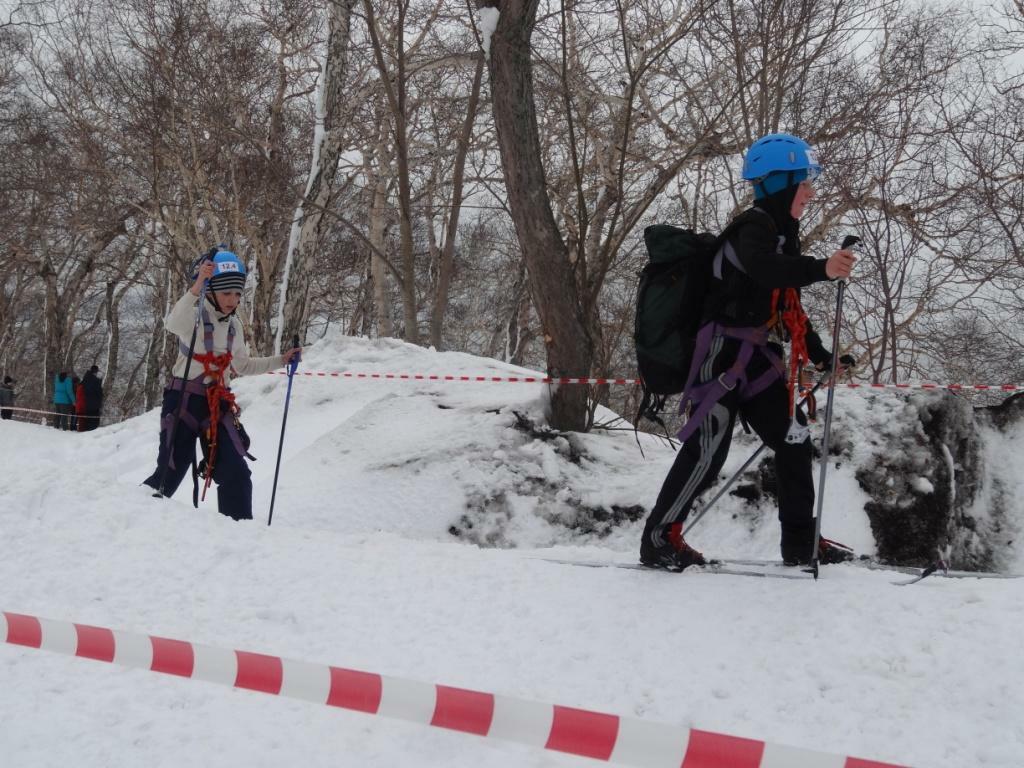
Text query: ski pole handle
204 249 217 289
827 233 855 374
834 235 860 284
288 334 301 375
192 250 217 303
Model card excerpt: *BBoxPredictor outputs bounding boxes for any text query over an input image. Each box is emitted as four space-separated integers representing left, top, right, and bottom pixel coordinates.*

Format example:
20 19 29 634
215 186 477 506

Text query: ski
536 558 812 581
891 562 946 586
535 556 1020 584
715 557 1019 582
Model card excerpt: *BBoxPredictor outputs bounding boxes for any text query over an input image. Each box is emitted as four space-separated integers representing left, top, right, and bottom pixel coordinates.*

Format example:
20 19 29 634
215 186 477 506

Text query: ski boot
640 523 708 571
782 536 855 566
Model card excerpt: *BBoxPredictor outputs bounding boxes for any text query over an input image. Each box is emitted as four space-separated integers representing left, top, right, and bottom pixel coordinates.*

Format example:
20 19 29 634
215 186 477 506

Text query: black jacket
703 207 832 365
82 371 103 411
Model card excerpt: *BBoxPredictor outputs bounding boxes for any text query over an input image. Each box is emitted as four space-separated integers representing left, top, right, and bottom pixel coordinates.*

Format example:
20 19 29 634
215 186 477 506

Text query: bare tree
478 0 597 430
278 0 359 350
425 42 486 349
3 0 1022 429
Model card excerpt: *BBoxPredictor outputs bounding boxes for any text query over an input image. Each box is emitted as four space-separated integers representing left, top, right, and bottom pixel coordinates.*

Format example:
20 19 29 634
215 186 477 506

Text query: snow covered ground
1 335 1021 767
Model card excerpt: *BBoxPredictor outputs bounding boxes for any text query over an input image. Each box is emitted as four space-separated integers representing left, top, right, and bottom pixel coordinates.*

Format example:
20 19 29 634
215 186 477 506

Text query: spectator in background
0 376 14 420
52 371 75 430
80 365 103 431
71 375 82 431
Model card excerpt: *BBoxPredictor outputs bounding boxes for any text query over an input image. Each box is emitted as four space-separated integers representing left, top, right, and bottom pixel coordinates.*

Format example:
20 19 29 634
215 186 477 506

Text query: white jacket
166 292 283 386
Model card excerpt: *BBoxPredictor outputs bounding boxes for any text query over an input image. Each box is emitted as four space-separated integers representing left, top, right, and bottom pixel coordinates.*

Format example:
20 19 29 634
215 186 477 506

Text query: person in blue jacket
52 371 76 430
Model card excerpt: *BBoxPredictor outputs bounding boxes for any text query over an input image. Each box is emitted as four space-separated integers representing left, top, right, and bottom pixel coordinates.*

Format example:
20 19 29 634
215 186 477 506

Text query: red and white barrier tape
1 610 905 768
266 369 1022 392
267 370 639 385
834 382 1020 392
1 406 101 420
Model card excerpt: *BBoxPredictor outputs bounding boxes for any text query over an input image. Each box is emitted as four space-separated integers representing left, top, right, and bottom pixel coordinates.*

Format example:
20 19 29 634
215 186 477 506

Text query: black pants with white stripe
641 339 815 557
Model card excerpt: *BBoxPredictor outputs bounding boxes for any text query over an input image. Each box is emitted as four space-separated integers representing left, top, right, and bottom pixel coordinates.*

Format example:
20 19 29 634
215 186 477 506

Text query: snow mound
1 332 1022 768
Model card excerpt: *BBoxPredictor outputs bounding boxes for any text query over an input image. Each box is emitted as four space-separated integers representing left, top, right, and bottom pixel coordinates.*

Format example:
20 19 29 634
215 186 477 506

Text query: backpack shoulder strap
749 205 776 228
711 207 780 279
712 214 751 279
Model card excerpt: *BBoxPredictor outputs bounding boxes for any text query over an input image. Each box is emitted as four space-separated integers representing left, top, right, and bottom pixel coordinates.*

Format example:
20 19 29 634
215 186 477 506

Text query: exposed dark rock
449 491 646 546
982 392 1024 430
512 410 583 464
730 483 761 503
446 411 645 546
854 393 1008 570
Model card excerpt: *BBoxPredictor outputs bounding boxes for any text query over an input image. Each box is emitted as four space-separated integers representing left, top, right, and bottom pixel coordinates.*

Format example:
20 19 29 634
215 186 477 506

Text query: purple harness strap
161 377 207 469
165 305 242 470
205 411 250 461
676 322 784 443
161 376 249 469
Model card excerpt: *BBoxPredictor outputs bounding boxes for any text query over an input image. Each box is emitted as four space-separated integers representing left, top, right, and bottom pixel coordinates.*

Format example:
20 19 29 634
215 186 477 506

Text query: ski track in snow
1 335 1021 767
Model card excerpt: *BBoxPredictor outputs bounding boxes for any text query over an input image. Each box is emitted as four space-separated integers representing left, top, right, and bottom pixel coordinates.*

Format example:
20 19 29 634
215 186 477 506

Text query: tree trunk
251 33 294 355
429 53 485 349
277 0 356 350
362 0 419 343
41 256 62 402
103 280 119 400
143 265 172 410
490 261 535 366
483 0 594 430
366 145 394 337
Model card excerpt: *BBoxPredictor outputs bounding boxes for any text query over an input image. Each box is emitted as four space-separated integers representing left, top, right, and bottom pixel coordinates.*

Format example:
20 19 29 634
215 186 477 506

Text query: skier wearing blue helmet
639 133 858 571
742 133 822 197
143 246 301 520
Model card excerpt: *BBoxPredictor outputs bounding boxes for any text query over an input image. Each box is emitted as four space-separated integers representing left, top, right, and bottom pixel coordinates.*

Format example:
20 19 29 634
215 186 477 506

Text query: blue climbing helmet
189 247 247 293
742 133 822 199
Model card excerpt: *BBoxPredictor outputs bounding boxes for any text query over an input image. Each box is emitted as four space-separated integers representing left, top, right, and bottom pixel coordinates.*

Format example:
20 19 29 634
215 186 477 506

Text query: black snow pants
641 336 815 556
143 380 253 521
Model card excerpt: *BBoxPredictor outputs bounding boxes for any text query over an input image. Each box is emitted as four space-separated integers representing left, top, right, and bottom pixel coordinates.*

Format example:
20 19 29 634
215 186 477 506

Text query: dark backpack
634 225 721 427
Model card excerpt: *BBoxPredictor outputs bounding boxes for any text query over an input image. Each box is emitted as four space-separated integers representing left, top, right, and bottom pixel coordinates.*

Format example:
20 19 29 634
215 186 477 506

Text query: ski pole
153 263 210 498
267 335 301 526
682 371 833 537
809 234 860 579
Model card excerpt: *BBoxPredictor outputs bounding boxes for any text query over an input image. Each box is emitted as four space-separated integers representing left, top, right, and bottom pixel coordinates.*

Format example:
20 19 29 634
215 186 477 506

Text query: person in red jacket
74 377 87 431
80 365 104 431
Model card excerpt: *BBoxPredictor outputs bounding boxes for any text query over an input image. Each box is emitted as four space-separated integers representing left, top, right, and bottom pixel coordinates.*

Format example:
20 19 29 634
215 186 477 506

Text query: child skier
143 249 300 520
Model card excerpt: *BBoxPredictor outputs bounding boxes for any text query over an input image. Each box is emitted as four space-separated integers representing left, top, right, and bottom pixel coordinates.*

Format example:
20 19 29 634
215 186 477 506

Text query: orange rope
771 288 810 419
192 350 237 498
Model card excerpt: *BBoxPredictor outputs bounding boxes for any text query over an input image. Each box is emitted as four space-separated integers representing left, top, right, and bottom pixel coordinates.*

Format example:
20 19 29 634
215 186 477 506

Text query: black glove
815 354 857 372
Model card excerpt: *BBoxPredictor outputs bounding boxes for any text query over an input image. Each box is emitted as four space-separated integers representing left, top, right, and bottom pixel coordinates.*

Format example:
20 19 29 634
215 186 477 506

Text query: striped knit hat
207 251 247 293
